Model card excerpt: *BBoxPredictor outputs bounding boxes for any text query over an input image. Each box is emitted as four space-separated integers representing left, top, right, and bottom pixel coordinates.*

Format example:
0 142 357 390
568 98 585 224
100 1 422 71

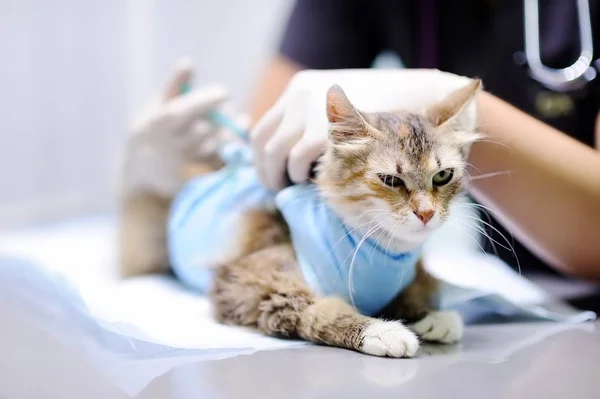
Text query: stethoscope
524 0 598 92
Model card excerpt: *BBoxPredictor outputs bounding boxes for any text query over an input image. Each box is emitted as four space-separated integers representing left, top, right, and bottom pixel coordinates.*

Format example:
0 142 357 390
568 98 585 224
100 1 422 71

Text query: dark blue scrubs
277 0 600 274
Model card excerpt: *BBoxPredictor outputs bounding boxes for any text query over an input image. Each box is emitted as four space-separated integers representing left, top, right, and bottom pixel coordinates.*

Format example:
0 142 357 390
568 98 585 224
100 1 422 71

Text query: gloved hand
119 58 247 198
250 68 474 191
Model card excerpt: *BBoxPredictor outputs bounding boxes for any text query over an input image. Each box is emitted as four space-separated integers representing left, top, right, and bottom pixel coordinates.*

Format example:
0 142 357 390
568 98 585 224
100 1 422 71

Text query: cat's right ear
326 85 370 143
426 79 482 128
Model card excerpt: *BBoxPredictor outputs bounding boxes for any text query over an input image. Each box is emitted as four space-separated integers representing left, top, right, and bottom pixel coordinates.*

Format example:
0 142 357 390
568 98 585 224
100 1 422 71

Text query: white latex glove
250 68 474 191
119 59 246 198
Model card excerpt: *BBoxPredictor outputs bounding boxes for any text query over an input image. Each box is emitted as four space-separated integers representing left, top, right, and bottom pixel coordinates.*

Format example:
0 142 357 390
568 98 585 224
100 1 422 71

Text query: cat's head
316 80 482 249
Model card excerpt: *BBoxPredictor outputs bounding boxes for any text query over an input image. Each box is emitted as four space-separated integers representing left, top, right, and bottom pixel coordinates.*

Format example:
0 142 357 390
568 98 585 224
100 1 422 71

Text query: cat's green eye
432 169 454 186
378 174 404 188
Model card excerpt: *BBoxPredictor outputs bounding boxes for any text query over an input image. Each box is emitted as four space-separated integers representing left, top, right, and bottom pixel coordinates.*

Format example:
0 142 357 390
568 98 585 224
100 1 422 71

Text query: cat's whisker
464 162 482 174
348 208 391 225
327 210 389 257
462 214 519 252
369 215 403 267
454 202 518 254
470 137 512 150
447 221 489 255
385 221 408 288
384 220 403 260
348 226 385 309
347 220 388 309
474 122 509 131
464 169 475 184
453 202 504 221
468 170 512 181
329 214 389 289
460 202 495 229
459 217 501 256
469 203 513 255
454 203 508 231
447 215 496 255
454 212 522 275
368 226 390 266
452 214 512 253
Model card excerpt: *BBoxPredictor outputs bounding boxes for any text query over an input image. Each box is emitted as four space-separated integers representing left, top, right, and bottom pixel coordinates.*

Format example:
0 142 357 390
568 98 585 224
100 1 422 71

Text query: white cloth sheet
0 213 595 395
0 214 594 354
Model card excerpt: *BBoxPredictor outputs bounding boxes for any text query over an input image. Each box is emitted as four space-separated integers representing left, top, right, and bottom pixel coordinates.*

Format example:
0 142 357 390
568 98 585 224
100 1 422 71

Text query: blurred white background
0 0 295 227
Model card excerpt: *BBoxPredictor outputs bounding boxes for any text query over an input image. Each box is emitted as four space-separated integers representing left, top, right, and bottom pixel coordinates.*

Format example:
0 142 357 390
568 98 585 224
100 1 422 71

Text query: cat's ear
326 85 371 143
426 79 482 128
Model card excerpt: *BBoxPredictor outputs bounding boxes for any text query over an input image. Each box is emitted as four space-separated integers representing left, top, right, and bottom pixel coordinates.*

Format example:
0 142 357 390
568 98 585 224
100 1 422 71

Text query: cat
120 79 482 358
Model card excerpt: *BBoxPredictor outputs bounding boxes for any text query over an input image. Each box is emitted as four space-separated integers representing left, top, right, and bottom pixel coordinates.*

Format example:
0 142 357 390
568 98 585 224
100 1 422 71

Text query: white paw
409 311 463 344
361 320 420 358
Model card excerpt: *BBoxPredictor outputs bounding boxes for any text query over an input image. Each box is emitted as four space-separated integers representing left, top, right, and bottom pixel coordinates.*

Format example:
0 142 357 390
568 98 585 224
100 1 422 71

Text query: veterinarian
248 0 600 279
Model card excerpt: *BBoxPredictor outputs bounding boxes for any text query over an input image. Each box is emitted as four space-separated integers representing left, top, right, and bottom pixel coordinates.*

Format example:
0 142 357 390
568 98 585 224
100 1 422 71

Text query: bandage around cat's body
168 145 420 316
276 184 420 315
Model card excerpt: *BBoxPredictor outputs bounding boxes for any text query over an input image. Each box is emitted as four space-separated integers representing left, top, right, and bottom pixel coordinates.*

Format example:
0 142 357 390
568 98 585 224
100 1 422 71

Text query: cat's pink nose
414 209 434 225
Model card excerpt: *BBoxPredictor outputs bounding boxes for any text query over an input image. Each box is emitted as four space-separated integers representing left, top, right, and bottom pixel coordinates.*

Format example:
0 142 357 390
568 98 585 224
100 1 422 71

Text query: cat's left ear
326 85 373 143
426 79 482 128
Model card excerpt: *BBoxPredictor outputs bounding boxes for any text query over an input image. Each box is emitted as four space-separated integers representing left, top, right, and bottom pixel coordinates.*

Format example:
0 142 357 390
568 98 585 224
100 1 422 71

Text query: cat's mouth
410 225 434 236
398 221 440 241
381 223 437 248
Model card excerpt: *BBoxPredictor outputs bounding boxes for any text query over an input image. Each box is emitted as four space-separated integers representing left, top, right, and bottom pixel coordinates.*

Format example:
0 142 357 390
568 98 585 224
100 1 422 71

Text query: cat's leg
377 260 463 344
119 193 172 277
408 309 463 344
211 242 420 358
119 154 223 277
119 162 219 277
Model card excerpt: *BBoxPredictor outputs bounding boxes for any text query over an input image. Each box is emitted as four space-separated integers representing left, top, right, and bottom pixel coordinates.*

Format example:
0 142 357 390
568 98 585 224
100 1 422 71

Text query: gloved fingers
288 134 328 184
185 120 214 143
163 57 194 102
262 115 303 191
250 101 284 186
219 102 250 127
287 105 329 184
164 85 229 132
184 120 231 156
250 101 284 149
177 107 250 161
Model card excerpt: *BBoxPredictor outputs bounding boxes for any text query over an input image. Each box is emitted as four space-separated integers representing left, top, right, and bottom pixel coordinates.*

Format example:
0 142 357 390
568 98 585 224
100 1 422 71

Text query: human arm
250 68 600 279
249 55 304 124
248 0 382 123
468 93 600 279
596 112 600 150
118 59 248 277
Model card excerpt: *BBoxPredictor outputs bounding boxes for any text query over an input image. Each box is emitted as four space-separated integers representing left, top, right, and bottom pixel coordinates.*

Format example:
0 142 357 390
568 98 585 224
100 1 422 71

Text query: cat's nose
414 209 435 225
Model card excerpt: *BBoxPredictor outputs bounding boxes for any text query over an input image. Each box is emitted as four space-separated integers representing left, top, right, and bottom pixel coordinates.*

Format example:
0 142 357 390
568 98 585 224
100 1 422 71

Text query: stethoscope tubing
523 0 597 92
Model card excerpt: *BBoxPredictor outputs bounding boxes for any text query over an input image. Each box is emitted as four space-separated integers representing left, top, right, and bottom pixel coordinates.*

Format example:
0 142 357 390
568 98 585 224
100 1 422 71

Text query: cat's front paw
360 320 420 358
409 311 463 344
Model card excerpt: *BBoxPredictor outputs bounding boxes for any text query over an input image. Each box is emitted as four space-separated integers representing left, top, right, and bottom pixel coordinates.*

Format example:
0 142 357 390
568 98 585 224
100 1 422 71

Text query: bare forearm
468 92 600 278
248 55 304 123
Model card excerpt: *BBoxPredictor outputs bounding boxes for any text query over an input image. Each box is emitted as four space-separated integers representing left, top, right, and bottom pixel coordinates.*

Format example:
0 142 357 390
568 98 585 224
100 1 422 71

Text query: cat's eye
378 174 404 188
432 169 454 186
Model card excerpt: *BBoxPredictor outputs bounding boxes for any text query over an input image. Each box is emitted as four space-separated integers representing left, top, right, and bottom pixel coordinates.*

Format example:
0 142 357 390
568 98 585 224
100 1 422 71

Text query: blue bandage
168 144 420 316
